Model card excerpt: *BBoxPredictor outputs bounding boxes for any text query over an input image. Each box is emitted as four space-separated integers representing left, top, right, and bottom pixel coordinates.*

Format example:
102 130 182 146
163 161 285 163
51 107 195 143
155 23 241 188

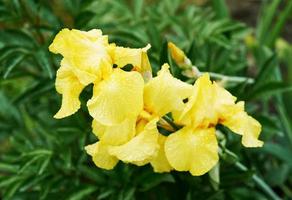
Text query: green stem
206 72 254 84
188 66 254 84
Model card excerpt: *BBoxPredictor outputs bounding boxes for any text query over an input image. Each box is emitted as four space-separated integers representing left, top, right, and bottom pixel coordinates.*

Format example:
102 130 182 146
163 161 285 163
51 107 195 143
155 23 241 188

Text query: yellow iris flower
50 29 263 176
175 73 263 148
49 29 150 120
86 64 192 172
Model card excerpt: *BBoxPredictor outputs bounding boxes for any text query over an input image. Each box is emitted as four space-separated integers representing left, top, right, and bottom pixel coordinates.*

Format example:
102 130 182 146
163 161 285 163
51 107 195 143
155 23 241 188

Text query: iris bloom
86 64 193 172
164 74 263 176
49 29 150 120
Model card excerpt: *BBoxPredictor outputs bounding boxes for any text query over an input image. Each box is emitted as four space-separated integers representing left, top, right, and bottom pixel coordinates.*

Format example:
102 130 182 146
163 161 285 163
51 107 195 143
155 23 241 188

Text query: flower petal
150 134 173 173
85 142 118 170
108 118 160 164
144 63 193 116
221 103 263 147
213 81 237 114
165 127 219 176
87 69 144 125
49 28 112 85
176 73 218 128
112 44 151 72
92 118 136 146
54 59 85 119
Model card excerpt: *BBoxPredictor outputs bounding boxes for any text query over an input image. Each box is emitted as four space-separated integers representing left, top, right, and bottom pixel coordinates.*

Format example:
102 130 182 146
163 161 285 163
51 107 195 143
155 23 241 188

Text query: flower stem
206 72 255 84
186 66 254 84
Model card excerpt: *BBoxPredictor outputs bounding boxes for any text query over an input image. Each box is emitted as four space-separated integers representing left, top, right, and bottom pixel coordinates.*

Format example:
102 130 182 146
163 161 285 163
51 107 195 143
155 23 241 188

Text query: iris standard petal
112 44 151 72
49 28 112 85
176 73 218 128
144 63 193 116
87 69 144 125
165 127 219 176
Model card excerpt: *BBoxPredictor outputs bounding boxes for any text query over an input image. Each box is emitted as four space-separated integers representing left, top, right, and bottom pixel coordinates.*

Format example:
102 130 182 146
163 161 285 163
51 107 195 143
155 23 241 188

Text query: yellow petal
108 118 160 164
92 118 136 146
54 59 85 119
85 142 118 170
49 28 112 85
213 81 237 114
112 44 151 72
176 73 218 128
135 118 149 135
221 104 263 147
144 63 193 116
165 127 219 176
87 69 144 125
150 135 173 173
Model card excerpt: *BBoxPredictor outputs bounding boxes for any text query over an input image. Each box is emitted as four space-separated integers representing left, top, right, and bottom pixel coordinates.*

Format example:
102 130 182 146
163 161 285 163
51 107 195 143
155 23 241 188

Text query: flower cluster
49 29 263 176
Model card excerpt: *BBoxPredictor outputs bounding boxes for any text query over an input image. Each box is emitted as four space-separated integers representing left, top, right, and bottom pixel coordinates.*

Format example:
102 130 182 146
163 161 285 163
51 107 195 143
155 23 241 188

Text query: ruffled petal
150 134 173 173
87 69 144 125
144 63 193 116
165 127 219 176
221 102 263 147
92 118 136 146
213 81 237 114
176 73 218 128
112 44 151 72
108 118 160 164
85 142 118 170
49 28 112 85
54 59 85 119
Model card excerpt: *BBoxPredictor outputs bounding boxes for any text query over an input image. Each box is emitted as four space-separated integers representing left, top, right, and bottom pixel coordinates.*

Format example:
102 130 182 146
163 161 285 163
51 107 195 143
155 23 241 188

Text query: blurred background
0 0 292 199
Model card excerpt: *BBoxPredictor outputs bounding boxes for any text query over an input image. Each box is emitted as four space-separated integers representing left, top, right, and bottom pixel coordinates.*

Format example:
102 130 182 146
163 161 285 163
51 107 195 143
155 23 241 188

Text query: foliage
0 0 291 199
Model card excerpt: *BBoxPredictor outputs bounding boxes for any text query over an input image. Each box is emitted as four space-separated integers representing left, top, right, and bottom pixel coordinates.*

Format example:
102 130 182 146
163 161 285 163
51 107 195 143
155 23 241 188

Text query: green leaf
0 163 19 173
211 0 229 19
266 0 292 47
253 53 277 88
38 157 51 175
18 155 43 174
3 54 26 79
35 50 54 78
139 173 175 191
0 176 25 188
262 142 292 166
68 186 97 200
3 180 24 199
256 0 281 45
133 0 144 18
248 81 292 99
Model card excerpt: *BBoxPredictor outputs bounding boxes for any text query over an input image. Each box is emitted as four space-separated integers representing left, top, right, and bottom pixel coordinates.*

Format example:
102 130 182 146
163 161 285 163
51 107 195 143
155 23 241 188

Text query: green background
0 0 292 199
